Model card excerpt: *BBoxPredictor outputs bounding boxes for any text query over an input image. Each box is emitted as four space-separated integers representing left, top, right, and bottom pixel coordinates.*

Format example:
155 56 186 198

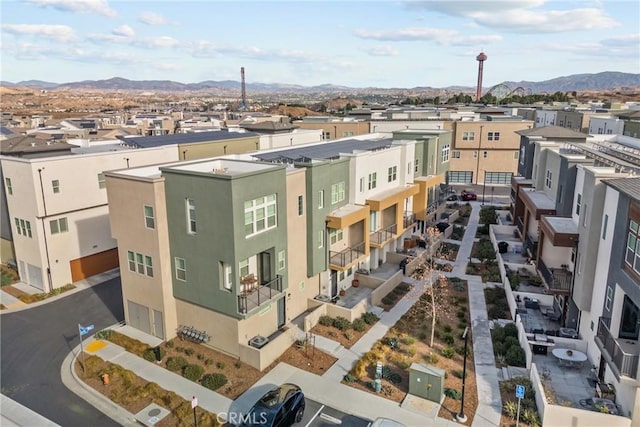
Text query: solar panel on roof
254 138 393 162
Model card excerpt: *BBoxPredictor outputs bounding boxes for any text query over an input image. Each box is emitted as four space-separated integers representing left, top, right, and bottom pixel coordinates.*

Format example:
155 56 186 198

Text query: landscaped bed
485 286 512 320
342 277 478 425
310 312 379 349
379 282 412 311
1 283 76 305
75 355 221 427
499 378 541 426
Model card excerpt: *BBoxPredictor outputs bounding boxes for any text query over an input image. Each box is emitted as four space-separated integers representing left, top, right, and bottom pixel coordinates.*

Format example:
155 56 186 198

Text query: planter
352 279 359 287
339 289 346 296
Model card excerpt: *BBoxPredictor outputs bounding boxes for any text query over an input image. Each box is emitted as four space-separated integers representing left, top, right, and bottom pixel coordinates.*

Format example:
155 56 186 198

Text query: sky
1 0 639 88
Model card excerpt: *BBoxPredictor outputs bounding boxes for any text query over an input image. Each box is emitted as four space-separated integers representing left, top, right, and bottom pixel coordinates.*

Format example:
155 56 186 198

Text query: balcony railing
516 216 524 235
403 212 416 229
524 233 538 259
329 242 365 268
370 223 397 246
238 275 282 315
595 317 639 379
538 258 572 294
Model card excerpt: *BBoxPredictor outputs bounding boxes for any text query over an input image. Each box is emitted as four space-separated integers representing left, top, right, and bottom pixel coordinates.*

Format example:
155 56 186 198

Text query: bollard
101 373 110 385
375 378 381 393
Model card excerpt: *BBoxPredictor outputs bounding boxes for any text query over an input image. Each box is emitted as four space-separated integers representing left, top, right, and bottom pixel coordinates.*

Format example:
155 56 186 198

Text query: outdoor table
552 348 587 367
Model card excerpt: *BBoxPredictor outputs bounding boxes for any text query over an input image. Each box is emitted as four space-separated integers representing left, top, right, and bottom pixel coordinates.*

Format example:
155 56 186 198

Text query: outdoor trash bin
498 241 509 254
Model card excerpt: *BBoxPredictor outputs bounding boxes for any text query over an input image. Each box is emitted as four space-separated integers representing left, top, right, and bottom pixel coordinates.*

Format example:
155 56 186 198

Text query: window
576 194 581 215
370 211 378 232
186 198 196 234
329 228 343 244
545 170 552 189
297 195 304 216
484 172 513 185
278 250 286 270
583 203 588 227
318 230 324 248
359 177 364 193
127 251 153 277
483 151 488 158
239 259 250 278
567 120 572 128
452 151 460 159
387 166 397 182
5 178 12 195
625 220 640 274
407 162 412 174
368 172 377 190
221 262 232 290
52 180 60 193
244 194 277 236
144 205 155 229
487 132 500 141
619 295 639 340
342 131 354 137
473 151 478 159
97 173 106 189
175 257 186 281
49 217 68 234
322 131 331 140
602 214 608 240
331 182 345 204
15 218 32 238
414 159 419 173
519 146 525 165
514 151 520 160
441 144 450 162
318 190 324 209
462 131 475 141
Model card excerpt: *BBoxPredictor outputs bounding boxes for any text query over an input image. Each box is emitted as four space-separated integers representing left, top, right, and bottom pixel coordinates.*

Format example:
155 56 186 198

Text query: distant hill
3 72 639 94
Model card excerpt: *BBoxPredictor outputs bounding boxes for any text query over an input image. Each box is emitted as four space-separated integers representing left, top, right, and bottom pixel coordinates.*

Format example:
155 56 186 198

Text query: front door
259 252 272 285
277 298 286 329
330 270 338 297
153 309 164 339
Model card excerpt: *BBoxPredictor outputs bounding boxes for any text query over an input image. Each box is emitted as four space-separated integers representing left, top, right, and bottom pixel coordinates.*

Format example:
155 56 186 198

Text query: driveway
1 277 124 427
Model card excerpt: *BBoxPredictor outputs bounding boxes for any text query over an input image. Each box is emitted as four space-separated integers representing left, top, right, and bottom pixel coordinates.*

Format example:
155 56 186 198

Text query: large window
453 151 461 159
239 259 250 278
625 220 640 274
519 146 525 165
278 250 286 270
487 132 500 141
144 205 155 229
329 228 343 244
186 198 196 234
244 194 277 237
127 251 153 277
441 144 450 163
331 182 345 204
388 166 397 182
484 172 513 185
462 131 475 141
50 217 68 234
14 218 32 238
620 295 639 340
368 172 377 190
5 178 12 195
576 194 582 215
221 262 232 290
175 257 186 281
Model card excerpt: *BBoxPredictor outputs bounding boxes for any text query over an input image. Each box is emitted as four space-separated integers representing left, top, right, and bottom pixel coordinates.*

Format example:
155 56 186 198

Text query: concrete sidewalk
0 394 61 427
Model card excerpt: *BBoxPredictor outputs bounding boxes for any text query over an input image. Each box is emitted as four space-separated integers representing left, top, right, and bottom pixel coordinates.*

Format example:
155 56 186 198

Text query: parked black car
243 383 305 427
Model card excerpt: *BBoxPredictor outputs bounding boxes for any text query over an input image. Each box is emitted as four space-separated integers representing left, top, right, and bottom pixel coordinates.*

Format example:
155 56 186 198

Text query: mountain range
2 72 639 94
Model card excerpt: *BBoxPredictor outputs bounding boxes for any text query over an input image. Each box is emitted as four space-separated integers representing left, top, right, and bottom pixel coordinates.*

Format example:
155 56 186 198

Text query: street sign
515 384 525 399
79 324 95 336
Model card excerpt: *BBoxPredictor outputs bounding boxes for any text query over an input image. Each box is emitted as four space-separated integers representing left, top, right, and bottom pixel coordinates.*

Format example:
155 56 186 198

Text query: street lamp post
456 326 470 423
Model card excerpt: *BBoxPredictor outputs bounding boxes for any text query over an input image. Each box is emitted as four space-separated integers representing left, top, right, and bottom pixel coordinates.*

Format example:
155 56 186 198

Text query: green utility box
408 363 445 402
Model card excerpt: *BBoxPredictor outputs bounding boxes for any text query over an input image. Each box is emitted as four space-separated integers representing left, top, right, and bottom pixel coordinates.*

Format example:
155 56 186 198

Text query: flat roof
117 130 258 148
253 138 393 162
165 158 278 176
523 190 556 210
544 217 578 234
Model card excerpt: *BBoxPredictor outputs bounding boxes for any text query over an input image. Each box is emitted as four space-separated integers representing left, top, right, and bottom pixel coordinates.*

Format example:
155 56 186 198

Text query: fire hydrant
101 373 110 385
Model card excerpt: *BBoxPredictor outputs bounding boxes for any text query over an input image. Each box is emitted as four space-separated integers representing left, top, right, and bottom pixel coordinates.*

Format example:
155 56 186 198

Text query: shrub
205 359 214 366
456 310 466 319
95 329 112 340
165 340 175 348
166 356 188 372
351 359 368 379
505 346 526 367
503 323 518 338
492 326 506 343
197 353 204 361
395 356 411 370
382 295 396 305
201 373 227 390
352 318 366 332
442 333 455 346
442 324 453 334
406 345 417 357
142 347 165 362
216 361 226 369
344 331 354 341
183 364 204 381
184 348 195 356
504 336 519 349
455 345 467 356
458 322 467 330
343 374 356 383
401 336 416 345
333 316 352 331
388 373 402 384
424 353 439 364
493 342 505 356
362 312 379 325
503 400 518 419
521 408 540 426
441 347 455 359
319 315 334 327
444 388 462 400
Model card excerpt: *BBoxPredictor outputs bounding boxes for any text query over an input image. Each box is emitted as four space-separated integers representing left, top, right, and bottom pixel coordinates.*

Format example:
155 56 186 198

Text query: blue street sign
515 384 525 399
80 324 95 336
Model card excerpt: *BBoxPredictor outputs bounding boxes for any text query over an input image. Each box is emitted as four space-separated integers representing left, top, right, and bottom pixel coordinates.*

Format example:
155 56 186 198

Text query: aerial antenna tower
475 51 487 102
240 67 247 110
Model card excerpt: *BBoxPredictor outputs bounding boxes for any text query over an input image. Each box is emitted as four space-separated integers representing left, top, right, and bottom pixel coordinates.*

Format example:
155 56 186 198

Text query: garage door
128 300 151 335
70 248 119 282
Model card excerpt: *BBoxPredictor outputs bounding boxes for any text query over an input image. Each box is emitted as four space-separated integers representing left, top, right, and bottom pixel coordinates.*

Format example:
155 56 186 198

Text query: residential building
534 109 558 127
293 117 370 140
589 116 625 136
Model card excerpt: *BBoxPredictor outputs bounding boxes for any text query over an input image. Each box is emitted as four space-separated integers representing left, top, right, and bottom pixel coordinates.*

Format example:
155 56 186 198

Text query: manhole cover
148 408 161 417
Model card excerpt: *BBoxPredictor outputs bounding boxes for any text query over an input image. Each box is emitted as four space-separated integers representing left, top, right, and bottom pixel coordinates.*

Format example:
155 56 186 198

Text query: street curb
60 342 139 426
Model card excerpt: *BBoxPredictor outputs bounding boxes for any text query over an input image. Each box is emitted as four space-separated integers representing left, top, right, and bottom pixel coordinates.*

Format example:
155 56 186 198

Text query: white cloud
135 36 179 49
600 33 640 48
353 27 456 41
113 24 134 38
409 0 619 33
448 34 502 47
138 11 166 25
27 0 117 17
191 41 318 63
362 45 399 56
2 24 76 42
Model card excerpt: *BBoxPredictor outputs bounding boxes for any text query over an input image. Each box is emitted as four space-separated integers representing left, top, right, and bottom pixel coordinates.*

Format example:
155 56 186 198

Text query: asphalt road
1 277 125 427
300 398 371 427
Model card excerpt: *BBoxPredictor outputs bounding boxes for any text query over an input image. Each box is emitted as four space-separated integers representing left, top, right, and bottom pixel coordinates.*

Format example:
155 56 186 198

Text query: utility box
409 363 445 402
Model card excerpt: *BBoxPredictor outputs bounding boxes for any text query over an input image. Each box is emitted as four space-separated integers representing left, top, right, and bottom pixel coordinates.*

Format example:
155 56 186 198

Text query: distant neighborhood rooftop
517 126 589 139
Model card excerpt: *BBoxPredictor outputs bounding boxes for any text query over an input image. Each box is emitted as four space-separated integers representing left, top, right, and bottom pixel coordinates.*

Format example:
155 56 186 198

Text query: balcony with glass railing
329 242 366 269
595 317 639 380
238 275 283 315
